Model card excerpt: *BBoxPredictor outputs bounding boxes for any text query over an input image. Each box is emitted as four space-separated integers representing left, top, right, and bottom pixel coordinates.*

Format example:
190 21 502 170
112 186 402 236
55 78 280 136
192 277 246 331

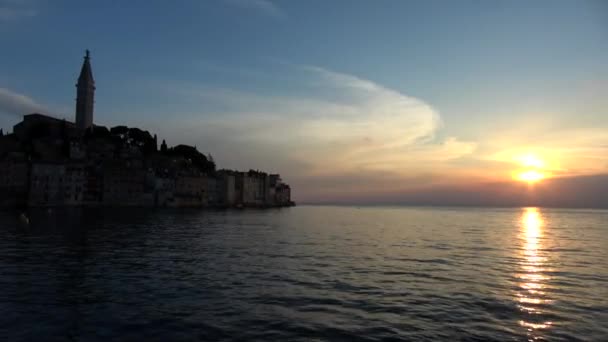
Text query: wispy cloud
0 0 37 22
0 87 47 117
140 65 476 202
223 0 286 19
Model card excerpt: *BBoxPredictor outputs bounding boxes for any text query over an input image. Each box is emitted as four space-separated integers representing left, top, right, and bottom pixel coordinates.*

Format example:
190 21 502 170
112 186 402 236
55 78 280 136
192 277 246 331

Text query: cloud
105 63 608 205
0 87 47 117
136 65 477 203
0 0 37 22
223 0 286 18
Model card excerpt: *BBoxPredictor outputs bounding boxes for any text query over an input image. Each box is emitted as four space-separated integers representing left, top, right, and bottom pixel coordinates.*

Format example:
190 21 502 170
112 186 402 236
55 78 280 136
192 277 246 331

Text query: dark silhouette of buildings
0 51 293 208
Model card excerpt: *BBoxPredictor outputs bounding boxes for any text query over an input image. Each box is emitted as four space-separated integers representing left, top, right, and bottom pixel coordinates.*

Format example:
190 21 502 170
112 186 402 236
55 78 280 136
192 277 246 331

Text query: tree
110 126 129 137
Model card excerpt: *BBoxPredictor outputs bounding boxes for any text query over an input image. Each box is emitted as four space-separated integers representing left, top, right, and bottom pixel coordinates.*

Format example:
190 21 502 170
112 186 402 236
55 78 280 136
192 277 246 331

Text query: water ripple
1 206 607 341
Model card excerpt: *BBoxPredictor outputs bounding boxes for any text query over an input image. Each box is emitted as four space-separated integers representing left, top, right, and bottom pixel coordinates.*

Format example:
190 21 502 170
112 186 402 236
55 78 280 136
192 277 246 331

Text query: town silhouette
0 51 293 209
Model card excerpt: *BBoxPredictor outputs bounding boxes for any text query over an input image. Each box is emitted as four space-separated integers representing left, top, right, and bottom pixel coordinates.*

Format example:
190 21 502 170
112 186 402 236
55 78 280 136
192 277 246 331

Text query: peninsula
0 51 293 209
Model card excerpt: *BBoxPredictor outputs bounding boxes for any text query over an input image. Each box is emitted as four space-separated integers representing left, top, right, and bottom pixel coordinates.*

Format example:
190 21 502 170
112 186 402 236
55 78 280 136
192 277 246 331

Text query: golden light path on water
517 208 553 340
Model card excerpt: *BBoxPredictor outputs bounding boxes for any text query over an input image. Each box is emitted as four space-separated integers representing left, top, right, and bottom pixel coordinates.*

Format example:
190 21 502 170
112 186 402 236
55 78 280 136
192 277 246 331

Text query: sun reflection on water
517 207 553 340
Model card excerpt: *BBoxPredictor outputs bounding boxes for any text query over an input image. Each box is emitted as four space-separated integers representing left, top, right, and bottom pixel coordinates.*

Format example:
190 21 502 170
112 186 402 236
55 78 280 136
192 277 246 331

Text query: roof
22 113 75 126
77 50 95 85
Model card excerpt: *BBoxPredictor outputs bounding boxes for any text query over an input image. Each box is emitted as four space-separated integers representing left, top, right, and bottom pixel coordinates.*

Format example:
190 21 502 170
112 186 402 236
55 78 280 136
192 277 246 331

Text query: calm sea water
1 206 607 341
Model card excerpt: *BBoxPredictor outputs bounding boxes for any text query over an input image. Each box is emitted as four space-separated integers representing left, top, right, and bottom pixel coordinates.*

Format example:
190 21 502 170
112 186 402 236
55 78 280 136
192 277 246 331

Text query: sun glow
514 153 548 183
517 170 545 183
520 154 545 168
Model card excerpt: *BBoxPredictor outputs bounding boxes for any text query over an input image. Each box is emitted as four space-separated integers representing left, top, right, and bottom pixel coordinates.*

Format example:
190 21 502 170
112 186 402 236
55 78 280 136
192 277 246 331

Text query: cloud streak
93 62 608 204
0 0 37 22
140 65 478 202
223 0 286 18
0 87 47 117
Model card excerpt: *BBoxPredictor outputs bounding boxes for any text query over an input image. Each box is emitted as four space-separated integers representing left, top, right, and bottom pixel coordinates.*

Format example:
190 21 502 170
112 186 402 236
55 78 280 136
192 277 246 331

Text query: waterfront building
266 174 281 205
63 163 86 205
28 162 66 206
81 164 103 205
207 176 218 206
275 183 292 205
0 153 28 206
103 160 148 206
242 170 268 206
216 170 237 207
69 141 86 160
153 175 175 207
172 174 208 207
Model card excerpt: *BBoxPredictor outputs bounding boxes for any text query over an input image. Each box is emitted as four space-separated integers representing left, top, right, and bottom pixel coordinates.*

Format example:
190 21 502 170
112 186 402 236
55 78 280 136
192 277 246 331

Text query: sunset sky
1 0 607 205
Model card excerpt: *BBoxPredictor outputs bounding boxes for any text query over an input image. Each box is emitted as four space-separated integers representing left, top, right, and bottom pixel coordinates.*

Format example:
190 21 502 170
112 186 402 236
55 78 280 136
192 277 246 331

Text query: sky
0 0 607 206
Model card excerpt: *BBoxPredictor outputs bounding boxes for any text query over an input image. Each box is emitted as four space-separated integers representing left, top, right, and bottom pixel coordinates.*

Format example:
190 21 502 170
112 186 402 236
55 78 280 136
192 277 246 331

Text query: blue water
1 206 607 341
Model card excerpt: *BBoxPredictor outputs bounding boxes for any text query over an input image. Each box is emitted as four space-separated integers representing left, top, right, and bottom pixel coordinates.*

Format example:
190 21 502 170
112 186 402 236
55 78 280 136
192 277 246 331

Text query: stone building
63 163 86 205
242 170 268 206
102 160 148 206
207 176 218 206
216 170 237 207
0 153 28 206
275 183 292 205
171 174 208 207
28 162 66 206
13 113 76 142
266 174 281 205
153 175 175 207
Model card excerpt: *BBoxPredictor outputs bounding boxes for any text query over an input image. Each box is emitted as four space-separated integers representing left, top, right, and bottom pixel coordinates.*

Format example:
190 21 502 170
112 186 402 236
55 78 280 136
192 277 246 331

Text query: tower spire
75 49 95 130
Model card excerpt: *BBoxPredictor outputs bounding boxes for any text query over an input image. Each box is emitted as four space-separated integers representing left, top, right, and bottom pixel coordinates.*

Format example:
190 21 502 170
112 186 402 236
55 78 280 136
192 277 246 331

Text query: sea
1 206 607 341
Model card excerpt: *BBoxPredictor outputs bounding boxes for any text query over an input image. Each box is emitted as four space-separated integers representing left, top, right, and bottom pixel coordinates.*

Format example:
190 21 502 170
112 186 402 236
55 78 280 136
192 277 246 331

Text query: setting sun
517 170 545 183
512 154 549 183
520 154 545 169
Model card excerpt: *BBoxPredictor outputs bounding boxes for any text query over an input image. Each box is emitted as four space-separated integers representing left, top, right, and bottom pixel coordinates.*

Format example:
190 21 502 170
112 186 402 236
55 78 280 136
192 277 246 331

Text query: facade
242 170 268 206
63 163 86 205
102 160 148 206
207 176 218 206
81 165 103 204
153 175 175 207
28 162 66 206
216 171 237 206
275 184 292 205
0 154 29 206
170 175 208 207
266 174 281 205
171 175 208 207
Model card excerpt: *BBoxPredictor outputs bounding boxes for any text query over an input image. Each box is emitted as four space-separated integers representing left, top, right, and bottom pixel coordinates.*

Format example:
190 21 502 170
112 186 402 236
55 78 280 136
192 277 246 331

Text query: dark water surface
1 206 607 341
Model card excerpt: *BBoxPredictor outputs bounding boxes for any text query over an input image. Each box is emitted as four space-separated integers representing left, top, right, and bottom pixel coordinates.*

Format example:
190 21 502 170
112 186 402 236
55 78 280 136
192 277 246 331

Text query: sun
517 170 545 183
513 153 548 184
520 154 544 169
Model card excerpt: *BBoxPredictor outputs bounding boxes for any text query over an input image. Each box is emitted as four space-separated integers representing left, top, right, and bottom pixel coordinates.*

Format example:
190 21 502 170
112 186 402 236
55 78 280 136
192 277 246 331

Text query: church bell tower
75 49 95 130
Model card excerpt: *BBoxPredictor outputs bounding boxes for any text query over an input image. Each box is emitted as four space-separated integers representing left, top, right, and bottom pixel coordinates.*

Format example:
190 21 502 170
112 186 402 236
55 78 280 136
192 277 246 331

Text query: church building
13 50 96 140
75 49 95 130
